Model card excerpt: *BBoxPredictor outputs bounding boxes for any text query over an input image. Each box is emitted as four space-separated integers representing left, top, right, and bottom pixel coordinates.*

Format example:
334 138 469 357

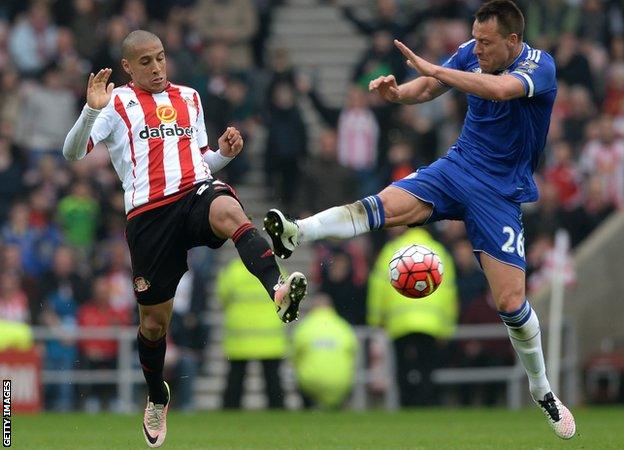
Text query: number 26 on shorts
501 226 525 258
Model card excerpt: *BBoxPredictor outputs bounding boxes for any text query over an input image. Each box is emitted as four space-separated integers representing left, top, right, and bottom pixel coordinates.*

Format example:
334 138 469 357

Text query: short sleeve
510 50 556 98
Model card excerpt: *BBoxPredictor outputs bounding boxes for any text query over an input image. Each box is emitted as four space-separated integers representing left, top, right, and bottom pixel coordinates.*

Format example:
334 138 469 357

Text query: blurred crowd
1 0 624 410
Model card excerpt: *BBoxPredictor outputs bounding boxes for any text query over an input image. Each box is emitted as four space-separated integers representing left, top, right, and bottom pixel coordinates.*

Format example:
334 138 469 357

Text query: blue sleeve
510 51 556 98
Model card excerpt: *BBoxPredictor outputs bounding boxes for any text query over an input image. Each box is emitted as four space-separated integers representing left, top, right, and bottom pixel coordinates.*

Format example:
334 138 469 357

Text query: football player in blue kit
264 0 576 438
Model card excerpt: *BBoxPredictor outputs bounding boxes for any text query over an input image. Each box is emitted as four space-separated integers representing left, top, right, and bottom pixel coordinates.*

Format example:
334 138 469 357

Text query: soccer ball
388 244 444 298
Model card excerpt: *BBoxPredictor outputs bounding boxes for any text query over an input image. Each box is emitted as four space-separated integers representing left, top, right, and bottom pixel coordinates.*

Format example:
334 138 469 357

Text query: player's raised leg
480 254 576 439
138 301 173 448
264 186 432 258
210 195 307 322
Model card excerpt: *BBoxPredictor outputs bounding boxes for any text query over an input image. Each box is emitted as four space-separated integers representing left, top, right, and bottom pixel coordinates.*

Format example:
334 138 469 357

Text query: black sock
137 330 168 405
232 223 281 300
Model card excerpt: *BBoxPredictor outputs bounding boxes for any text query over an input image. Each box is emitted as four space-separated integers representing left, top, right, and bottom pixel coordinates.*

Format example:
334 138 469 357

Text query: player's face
122 40 167 93
472 18 519 74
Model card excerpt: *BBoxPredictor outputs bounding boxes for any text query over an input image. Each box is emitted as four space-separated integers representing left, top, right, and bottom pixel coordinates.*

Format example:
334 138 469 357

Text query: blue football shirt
441 39 557 202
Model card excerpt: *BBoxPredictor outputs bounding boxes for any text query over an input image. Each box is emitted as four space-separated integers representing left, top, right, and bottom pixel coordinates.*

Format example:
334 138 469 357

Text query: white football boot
142 381 170 448
535 392 576 439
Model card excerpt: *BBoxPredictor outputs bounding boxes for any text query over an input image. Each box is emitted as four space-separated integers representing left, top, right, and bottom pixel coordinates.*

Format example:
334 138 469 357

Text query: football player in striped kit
63 30 307 448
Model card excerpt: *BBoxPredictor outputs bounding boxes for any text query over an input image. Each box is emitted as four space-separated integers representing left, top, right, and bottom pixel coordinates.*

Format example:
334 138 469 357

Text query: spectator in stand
40 246 90 314
580 115 624 206
313 241 369 326
300 79 395 197
55 27 90 98
65 0 101 60
353 29 406 88
564 175 617 247
330 0 449 42
576 0 620 48
40 246 87 411
22 154 70 198
523 0 579 50
603 62 624 117
121 0 148 30
218 76 254 184
77 275 130 412
0 69 22 135
0 244 39 322
544 140 582 210
380 140 419 186
8 1 58 76
263 81 307 209
160 23 196 85
0 136 24 224
264 47 296 110
191 42 248 146
57 180 100 250
523 181 566 248
0 271 30 324
1 201 62 279
562 86 595 150
14 64 76 164
554 33 594 97
296 128 357 217
580 114 624 208
90 16 129 88
292 293 358 409
194 0 258 71
100 239 134 320
452 238 488 315
387 104 439 165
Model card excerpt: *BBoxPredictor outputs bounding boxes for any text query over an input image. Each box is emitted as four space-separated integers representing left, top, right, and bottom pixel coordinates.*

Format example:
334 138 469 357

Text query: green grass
12 407 624 449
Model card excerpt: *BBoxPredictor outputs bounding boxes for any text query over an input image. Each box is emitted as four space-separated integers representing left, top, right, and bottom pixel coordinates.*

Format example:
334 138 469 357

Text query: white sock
297 203 371 243
500 301 551 400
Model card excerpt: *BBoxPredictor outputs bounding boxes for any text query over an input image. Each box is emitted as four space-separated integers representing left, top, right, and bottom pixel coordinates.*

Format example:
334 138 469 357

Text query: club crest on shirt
156 104 177 123
133 277 151 293
516 60 538 74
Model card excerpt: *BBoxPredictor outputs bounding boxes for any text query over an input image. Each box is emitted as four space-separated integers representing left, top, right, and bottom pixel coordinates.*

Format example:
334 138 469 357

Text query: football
388 244 444 298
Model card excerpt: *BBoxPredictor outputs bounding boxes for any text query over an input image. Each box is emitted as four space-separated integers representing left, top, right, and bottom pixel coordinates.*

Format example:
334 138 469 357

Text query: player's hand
218 127 244 157
86 68 114 110
394 39 438 77
369 74 401 102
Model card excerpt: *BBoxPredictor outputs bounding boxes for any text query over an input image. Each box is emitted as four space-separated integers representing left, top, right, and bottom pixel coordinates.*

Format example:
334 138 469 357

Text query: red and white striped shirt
89 82 211 218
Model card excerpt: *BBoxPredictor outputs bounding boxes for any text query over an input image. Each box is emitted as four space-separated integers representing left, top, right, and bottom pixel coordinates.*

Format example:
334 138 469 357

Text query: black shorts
125 179 240 305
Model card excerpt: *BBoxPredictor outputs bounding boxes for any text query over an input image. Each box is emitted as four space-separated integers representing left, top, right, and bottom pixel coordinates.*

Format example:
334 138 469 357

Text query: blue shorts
392 157 526 270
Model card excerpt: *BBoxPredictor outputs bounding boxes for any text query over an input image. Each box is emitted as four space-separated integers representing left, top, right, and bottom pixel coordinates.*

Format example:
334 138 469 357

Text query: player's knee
140 313 168 340
210 197 247 232
495 285 525 313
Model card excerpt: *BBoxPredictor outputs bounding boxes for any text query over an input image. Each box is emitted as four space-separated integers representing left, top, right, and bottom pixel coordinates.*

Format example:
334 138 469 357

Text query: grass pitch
12 407 624 449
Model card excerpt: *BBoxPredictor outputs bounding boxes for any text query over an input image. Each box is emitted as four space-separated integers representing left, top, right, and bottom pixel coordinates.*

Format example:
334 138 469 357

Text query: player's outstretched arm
63 68 115 161
394 40 525 101
369 74 449 105
202 127 244 173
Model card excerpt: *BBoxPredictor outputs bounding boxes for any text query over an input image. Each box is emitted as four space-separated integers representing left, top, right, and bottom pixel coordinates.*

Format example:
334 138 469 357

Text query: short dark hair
121 30 162 59
475 0 524 38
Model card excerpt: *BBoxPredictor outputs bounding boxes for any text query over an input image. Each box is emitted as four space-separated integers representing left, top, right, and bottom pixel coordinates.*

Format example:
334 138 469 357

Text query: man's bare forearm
397 77 448 104
432 66 524 101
